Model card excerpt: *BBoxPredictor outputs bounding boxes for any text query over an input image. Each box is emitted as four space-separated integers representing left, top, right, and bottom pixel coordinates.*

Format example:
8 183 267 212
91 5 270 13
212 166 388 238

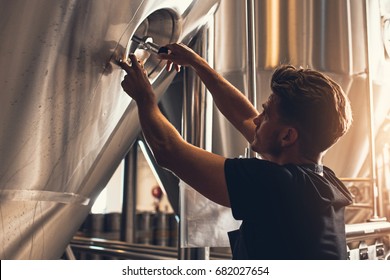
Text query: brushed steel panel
0 0 219 259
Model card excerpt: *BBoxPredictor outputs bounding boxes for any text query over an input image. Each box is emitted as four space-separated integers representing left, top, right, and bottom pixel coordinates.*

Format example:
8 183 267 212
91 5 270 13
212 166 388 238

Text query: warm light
265 0 280 67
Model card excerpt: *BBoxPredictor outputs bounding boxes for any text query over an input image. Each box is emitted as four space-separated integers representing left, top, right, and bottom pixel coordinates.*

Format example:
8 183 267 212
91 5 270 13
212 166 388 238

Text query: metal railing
68 236 231 260
69 236 177 260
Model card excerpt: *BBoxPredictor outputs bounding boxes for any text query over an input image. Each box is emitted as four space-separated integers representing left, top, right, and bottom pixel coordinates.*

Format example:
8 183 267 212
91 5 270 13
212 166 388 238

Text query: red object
152 186 163 200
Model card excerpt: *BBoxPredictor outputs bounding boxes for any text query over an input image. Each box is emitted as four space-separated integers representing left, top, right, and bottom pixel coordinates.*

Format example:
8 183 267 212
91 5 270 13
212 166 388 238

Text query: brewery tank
0 0 219 259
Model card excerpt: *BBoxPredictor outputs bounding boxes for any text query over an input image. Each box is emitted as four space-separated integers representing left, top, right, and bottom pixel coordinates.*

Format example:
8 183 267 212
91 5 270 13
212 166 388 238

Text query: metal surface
365 0 382 221
69 236 231 260
213 0 249 158
0 0 219 259
245 0 257 109
71 236 178 260
346 221 390 260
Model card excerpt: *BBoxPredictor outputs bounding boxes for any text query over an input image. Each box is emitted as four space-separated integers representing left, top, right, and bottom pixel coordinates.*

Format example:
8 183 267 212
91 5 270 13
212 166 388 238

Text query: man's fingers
166 61 173 72
129 54 141 69
119 54 145 75
158 53 170 60
119 59 132 74
120 51 179 74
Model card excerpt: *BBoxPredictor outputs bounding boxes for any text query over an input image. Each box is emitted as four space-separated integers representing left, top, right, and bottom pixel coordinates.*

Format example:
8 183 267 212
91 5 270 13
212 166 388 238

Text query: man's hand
158 43 200 72
120 54 154 103
119 48 230 208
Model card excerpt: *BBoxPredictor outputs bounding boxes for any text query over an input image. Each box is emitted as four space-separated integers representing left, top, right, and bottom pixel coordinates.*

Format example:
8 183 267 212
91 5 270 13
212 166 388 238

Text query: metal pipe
245 0 257 108
131 35 169 54
64 245 76 260
70 236 231 260
364 0 386 221
70 244 176 260
121 144 138 243
71 236 178 259
379 143 390 217
180 23 214 260
346 221 390 241
245 0 257 157
340 178 373 182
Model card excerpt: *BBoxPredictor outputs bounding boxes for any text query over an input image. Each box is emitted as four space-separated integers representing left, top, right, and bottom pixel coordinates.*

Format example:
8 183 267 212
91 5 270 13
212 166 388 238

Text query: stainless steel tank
0 0 219 259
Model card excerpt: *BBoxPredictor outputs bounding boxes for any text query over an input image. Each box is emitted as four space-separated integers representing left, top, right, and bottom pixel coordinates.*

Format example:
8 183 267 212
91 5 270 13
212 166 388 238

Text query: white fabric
179 180 241 247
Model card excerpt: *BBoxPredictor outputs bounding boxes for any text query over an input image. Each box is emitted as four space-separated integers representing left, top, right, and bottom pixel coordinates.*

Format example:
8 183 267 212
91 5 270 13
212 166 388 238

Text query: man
120 43 353 259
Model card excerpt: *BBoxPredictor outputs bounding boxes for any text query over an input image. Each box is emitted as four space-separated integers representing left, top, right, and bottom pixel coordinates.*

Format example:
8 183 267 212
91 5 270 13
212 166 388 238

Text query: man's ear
280 127 299 147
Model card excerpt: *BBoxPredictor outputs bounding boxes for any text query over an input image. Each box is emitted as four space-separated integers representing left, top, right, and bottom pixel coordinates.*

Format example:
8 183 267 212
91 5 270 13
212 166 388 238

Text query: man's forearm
190 57 258 142
136 96 183 167
135 95 230 207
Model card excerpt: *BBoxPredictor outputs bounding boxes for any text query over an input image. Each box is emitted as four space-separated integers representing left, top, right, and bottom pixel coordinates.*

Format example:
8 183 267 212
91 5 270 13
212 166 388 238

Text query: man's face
251 95 286 160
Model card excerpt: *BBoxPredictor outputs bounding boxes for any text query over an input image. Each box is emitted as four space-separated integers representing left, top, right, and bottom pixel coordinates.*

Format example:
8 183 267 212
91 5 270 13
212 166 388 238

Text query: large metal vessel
0 0 219 259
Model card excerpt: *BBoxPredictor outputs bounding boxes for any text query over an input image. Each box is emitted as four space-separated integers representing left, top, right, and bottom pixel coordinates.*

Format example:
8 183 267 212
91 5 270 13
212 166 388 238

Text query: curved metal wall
0 0 219 259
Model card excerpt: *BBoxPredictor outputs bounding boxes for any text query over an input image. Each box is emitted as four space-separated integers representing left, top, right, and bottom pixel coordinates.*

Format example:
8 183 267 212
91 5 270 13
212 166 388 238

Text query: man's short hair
270 64 353 157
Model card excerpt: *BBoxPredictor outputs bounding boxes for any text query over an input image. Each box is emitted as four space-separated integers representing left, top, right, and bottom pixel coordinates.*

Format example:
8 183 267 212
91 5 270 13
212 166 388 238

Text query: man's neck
265 153 323 166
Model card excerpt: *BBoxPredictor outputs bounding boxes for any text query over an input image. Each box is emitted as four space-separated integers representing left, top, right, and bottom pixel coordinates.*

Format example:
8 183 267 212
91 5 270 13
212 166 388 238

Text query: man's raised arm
159 43 259 143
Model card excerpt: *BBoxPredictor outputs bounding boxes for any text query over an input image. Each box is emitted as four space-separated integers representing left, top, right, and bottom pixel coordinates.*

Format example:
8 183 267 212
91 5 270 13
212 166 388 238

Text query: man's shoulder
226 157 281 167
225 157 294 181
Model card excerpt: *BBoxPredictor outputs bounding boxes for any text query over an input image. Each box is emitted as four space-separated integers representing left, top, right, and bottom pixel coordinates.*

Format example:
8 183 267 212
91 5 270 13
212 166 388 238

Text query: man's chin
250 144 267 159
250 145 261 156
250 142 259 152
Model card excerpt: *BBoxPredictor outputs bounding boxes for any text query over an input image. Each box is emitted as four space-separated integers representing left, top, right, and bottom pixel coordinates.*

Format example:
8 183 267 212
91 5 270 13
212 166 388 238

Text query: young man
120 43 353 259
